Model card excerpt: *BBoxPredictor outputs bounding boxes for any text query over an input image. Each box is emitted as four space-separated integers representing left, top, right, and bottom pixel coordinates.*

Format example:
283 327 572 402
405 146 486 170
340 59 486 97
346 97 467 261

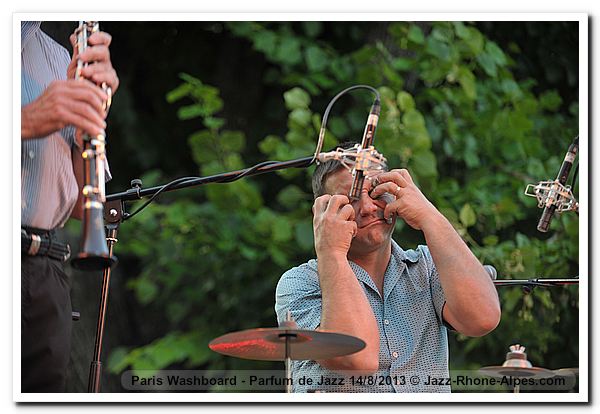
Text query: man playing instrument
275 143 501 392
21 21 119 392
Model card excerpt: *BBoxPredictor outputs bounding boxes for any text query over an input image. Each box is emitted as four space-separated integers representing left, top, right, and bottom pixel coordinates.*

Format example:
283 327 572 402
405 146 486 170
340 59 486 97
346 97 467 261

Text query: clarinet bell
71 203 117 271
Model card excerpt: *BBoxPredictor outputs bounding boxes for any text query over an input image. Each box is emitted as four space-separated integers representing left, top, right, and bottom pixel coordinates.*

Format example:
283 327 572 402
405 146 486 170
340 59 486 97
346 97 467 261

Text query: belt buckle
63 244 71 262
28 233 42 256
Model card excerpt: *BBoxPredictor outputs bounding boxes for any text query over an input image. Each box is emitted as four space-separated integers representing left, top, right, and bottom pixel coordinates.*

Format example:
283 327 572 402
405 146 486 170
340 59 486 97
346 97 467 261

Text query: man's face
323 168 395 255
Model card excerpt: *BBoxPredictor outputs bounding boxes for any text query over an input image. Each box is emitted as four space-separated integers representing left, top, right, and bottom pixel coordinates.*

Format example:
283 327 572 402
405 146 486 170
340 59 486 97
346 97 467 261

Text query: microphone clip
317 144 387 179
524 180 578 213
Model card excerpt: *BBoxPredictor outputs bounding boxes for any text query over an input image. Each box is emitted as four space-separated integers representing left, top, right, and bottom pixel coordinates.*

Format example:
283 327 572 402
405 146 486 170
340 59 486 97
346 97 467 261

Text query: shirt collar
349 239 420 298
21 21 41 52
390 239 420 264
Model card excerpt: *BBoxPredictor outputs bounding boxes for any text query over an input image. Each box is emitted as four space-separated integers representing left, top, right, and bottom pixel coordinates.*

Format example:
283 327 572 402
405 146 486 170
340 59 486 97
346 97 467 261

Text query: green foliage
108 22 579 385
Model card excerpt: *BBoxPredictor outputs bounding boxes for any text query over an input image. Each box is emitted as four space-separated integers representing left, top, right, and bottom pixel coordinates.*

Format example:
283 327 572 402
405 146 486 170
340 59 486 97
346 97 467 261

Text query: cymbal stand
279 311 297 394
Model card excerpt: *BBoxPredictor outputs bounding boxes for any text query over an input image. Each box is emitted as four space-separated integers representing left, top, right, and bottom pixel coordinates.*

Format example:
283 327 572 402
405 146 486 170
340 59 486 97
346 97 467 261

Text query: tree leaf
476 52 497 77
539 90 563 111
274 36 302 65
459 203 477 227
177 104 205 120
203 117 225 130
486 41 507 65
295 220 314 251
165 82 193 103
408 24 425 44
302 21 323 38
397 91 415 111
277 185 307 208
283 87 311 110
457 66 477 100
252 30 277 55
305 45 329 72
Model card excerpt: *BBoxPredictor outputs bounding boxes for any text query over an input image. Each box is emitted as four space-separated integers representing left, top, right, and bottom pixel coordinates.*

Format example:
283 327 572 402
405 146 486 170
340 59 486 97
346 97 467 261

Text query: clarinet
71 21 116 271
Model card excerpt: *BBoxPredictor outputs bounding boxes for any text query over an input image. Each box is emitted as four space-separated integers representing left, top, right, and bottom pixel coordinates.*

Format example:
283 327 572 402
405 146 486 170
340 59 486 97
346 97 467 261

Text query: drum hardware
209 311 365 393
552 368 579 379
479 344 555 393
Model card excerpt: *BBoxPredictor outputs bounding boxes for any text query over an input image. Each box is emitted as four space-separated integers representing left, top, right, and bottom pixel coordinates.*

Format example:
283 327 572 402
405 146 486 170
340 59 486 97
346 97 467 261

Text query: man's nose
355 192 378 216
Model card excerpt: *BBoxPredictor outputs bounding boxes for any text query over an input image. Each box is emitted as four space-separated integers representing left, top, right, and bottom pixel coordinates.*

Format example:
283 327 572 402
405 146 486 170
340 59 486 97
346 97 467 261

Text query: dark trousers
21 255 72 392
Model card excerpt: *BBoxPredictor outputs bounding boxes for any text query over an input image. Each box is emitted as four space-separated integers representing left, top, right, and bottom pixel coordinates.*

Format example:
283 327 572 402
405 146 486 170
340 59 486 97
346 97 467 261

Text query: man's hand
312 193 380 373
313 194 357 258
370 169 443 231
21 79 108 140
68 31 119 93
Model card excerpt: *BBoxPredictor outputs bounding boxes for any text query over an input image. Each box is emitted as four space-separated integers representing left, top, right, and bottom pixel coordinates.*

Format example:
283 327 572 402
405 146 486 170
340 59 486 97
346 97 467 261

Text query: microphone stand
87 156 314 393
493 278 579 293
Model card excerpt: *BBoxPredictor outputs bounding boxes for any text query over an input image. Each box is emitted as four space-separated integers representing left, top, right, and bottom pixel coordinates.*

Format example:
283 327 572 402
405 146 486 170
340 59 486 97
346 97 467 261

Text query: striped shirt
275 241 450 392
21 22 110 230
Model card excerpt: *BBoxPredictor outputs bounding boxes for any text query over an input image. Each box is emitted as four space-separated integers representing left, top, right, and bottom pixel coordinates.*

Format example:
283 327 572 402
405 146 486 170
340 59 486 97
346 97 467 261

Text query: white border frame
12 12 588 404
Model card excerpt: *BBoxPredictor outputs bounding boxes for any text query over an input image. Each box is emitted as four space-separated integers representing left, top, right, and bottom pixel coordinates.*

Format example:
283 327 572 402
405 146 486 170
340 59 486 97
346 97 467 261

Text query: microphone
314 86 386 189
536 136 579 232
348 98 381 201
525 136 579 232
484 265 497 280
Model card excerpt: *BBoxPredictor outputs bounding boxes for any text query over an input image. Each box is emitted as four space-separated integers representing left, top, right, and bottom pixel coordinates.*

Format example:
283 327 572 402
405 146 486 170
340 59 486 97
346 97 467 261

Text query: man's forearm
421 213 501 336
317 254 380 373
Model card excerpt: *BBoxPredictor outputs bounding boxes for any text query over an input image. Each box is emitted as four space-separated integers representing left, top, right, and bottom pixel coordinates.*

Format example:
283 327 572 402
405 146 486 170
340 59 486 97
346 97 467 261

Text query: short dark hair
311 141 358 199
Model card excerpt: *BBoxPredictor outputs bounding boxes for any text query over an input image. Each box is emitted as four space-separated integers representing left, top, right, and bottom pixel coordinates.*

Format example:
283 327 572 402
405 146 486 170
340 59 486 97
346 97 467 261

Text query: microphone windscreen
483 265 497 280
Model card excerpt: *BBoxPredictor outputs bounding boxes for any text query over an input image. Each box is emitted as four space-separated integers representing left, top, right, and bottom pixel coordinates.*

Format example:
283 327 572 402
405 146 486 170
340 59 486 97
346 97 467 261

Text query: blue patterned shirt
275 240 450 392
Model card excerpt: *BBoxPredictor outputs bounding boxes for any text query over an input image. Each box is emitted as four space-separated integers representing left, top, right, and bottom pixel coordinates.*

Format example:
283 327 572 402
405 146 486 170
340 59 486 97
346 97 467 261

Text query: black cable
123 176 201 221
120 85 381 220
312 84 381 164
216 160 280 183
123 161 284 220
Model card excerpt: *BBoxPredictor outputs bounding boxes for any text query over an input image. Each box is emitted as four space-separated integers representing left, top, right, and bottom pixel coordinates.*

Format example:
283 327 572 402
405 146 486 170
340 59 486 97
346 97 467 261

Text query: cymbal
209 327 366 361
479 365 555 379
553 368 579 377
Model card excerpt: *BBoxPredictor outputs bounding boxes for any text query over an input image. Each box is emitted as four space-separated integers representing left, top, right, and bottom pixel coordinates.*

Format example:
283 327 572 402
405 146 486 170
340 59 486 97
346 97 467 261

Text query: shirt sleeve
419 246 452 329
275 263 322 330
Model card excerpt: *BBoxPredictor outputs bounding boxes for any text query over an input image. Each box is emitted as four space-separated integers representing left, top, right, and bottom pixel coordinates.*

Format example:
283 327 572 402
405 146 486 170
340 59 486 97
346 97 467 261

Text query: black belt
21 227 71 262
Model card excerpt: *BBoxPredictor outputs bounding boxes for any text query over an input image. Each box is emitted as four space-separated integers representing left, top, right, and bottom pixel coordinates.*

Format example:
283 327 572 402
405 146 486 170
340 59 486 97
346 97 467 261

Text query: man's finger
338 204 356 221
66 81 107 114
383 202 400 221
81 65 119 92
373 171 409 188
398 169 414 184
69 34 77 49
79 45 111 65
325 194 350 215
88 31 112 47
347 221 358 238
66 98 107 131
370 181 402 199
313 195 332 214
62 111 105 138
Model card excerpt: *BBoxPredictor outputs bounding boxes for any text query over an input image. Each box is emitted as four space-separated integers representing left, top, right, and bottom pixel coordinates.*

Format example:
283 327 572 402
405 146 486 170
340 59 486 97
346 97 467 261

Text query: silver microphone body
348 100 381 201
533 136 579 232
